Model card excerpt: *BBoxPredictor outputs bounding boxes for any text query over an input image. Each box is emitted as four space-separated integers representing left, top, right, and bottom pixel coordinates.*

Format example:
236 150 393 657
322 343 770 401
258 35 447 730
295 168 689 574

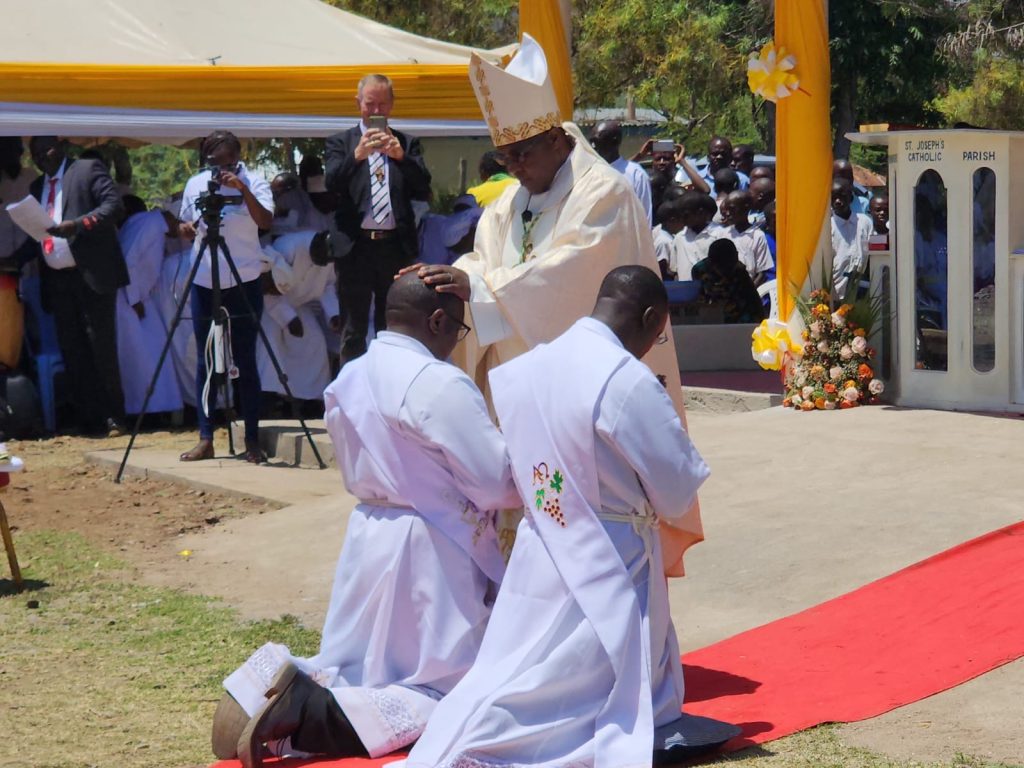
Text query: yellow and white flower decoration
747 42 800 102
751 319 802 371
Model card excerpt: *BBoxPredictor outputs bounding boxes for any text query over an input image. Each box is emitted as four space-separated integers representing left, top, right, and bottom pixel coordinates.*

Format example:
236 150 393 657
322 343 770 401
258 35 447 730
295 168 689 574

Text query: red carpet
682 521 1024 750
211 522 1024 766
211 757 402 767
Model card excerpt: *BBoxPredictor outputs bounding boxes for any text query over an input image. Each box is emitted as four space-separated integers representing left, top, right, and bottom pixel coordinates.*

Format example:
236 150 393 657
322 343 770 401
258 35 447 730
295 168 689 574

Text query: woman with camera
177 130 274 464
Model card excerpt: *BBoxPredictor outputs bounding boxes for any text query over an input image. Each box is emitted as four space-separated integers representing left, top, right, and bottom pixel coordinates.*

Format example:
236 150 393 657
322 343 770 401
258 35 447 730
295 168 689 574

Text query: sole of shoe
212 692 250 760
237 663 301 768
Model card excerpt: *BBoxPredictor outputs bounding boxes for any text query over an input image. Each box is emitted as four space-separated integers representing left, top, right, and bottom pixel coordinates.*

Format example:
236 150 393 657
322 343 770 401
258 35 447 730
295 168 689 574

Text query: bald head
721 190 753 227
597 265 668 309
386 274 466 359
749 177 776 211
833 158 854 183
590 120 623 163
592 266 669 359
387 272 461 322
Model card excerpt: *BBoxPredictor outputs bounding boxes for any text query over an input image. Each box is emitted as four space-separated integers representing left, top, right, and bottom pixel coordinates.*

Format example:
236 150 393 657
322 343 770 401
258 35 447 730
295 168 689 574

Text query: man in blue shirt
684 136 749 195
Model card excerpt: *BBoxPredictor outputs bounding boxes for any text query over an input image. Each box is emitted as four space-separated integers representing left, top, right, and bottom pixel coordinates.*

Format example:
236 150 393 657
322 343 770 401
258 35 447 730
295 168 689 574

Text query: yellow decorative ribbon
751 319 802 371
747 42 799 102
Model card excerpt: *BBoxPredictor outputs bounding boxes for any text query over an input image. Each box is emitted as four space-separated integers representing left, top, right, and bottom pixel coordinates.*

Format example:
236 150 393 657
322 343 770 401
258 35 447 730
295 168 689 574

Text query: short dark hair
707 238 740 271
678 190 718 216
121 194 148 217
201 130 242 161
714 167 740 193
734 143 755 160
479 150 505 180
657 197 685 223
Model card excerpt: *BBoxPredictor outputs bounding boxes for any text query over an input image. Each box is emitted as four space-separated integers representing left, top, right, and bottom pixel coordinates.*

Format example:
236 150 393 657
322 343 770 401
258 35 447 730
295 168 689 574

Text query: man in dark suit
24 137 129 435
326 73 432 364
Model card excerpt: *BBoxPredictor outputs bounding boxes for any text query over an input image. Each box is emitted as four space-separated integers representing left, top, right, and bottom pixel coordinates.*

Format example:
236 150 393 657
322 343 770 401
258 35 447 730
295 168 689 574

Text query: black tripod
116 187 326 483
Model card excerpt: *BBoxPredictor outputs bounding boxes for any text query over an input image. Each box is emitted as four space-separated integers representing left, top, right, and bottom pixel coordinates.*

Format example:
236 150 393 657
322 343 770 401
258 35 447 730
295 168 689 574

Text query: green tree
573 0 770 150
128 144 199 207
324 0 517 49
932 56 1024 129
829 1 955 158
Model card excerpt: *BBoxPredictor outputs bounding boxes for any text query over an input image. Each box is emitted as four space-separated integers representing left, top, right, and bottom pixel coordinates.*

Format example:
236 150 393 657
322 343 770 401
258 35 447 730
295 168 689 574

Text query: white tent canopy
9 0 493 67
0 0 506 139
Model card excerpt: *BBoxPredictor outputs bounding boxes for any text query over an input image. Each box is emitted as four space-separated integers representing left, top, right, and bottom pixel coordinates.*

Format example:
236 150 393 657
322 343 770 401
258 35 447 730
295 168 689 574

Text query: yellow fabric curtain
775 0 832 319
519 0 574 118
0 63 482 119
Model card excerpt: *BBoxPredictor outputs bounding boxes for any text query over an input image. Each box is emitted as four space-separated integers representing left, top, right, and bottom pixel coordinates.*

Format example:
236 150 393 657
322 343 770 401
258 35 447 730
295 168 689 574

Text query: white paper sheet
5 195 54 242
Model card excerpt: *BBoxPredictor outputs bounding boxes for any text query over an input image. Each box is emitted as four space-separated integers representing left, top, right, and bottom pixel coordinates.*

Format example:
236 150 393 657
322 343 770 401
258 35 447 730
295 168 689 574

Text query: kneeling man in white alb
214 273 520 768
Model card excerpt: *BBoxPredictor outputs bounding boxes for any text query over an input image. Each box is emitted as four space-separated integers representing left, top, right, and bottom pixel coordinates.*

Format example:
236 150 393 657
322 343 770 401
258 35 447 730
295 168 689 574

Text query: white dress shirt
359 121 397 231
651 224 673 267
671 223 726 280
610 156 653 226
831 211 873 299
723 224 773 280
179 162 274 289
39 160 76 270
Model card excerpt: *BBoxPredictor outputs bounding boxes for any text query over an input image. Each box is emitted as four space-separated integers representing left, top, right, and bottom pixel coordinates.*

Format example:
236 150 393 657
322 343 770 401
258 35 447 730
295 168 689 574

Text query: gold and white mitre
470 33 562 147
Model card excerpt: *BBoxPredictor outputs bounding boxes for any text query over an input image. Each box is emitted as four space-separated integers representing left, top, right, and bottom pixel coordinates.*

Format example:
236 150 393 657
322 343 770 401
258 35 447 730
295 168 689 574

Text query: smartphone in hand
368 115 388 133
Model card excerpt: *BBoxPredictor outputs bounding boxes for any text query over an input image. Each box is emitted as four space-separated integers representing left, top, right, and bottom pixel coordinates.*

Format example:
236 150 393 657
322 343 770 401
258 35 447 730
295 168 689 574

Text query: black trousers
291 685 369 758
47 268 125 431
336 236 410 365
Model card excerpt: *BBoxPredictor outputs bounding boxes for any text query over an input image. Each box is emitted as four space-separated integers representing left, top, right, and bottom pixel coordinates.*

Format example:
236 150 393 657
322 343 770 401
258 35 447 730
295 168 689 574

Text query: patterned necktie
42 178 57 255
369 152 392 225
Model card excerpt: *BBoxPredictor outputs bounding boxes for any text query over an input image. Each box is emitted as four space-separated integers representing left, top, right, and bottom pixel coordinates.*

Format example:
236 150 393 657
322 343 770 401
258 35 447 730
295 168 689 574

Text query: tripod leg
219 241 328 470
116 245 206 483
0 497 23 591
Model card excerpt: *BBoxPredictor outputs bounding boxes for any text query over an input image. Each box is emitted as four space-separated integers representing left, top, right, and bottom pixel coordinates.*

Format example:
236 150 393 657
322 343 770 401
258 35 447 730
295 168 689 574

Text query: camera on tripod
194 161 244 223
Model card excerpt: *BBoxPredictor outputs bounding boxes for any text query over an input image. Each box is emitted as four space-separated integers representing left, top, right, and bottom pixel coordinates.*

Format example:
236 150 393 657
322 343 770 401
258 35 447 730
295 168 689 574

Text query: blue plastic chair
18 275 65 433
665 280 702 304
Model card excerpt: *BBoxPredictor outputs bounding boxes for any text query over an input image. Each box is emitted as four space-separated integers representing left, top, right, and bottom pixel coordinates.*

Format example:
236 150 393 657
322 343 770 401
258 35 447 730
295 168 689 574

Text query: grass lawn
0 530 1018 768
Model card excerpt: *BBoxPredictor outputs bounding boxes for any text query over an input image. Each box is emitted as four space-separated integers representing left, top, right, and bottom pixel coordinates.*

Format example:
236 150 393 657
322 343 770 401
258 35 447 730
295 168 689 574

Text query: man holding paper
6 137 128 436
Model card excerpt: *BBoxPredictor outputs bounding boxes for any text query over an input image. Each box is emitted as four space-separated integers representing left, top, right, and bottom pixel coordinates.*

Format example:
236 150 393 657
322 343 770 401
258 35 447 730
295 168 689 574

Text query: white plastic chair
757 279 778 319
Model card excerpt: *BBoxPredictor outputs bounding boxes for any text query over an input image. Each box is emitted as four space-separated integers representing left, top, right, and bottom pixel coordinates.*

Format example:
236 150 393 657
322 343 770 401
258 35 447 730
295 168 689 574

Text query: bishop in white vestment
218 275 520 768
402 266 712 768
411 34 703 572
116 209 184 415
256 230 339 400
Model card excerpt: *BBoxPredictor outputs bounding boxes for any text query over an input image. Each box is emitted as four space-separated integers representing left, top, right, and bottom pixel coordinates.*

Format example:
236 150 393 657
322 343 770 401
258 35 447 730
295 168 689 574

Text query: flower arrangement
782 288 885 411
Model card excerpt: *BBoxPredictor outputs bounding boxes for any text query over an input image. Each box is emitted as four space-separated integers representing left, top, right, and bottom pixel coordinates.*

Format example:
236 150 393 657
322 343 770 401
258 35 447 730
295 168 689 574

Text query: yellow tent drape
0 63 482 120
519 0 574 118
775 0 832 319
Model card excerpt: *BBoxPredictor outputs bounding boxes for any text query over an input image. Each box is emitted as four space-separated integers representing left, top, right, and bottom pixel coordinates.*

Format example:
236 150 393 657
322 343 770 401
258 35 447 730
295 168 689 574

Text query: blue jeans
191 279 263 443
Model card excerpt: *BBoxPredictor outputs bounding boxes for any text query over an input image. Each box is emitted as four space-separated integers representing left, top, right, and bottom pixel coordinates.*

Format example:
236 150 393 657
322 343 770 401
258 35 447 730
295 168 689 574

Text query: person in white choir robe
214 273 520 768
407 33 704 573
115 202 184 415
256 230 339 401
154 242 199 407
401 266 732 768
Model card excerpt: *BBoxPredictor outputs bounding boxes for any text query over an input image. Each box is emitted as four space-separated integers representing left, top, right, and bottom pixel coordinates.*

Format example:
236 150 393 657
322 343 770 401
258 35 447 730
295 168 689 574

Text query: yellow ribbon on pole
774 0 832 320
519 0 574 119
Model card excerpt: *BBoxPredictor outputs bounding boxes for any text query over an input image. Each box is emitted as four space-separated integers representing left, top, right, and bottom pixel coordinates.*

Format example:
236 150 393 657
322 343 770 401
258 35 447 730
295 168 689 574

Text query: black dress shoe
237 663 318 768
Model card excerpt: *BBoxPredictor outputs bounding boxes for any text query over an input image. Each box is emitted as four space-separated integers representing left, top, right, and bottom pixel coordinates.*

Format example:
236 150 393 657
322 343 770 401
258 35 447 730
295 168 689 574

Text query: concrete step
683 386 783 414
230 419 336 469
